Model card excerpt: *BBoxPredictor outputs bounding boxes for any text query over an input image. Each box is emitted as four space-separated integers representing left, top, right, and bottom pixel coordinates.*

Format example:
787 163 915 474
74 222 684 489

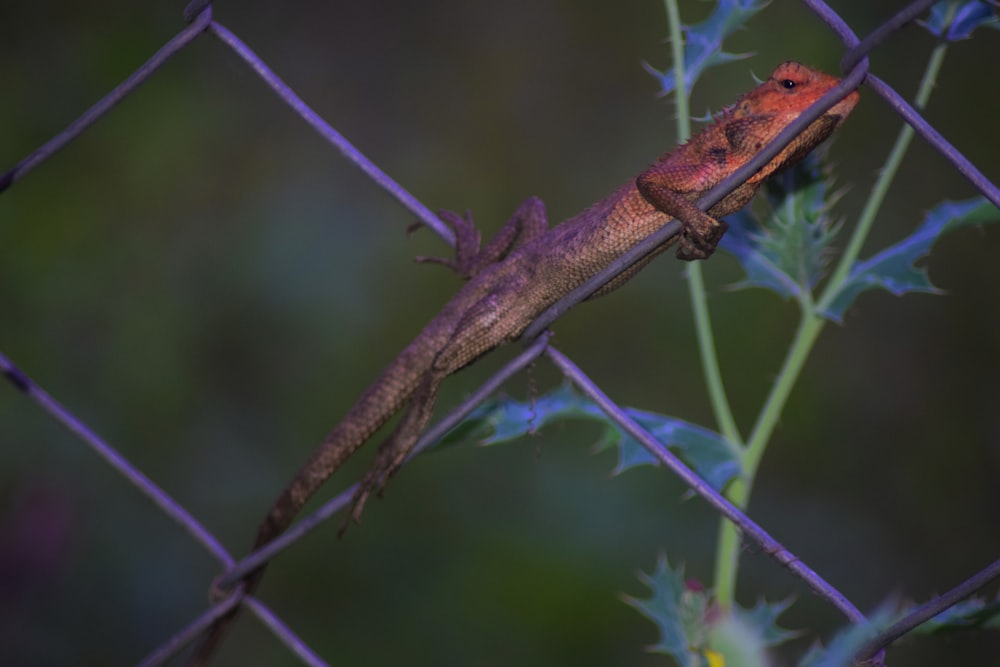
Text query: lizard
189 60 859 665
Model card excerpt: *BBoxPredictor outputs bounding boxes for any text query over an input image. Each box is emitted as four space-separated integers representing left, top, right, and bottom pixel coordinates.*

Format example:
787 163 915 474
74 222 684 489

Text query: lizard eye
781 79 796 90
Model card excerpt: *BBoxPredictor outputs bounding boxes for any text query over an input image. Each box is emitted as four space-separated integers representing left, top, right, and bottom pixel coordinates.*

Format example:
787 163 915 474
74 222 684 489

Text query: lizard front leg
415 196 549 279
636 169 729 261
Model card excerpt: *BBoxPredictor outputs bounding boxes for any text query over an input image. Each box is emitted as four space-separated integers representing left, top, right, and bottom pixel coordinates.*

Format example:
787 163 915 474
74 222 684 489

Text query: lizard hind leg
415 197 549 279
343 368 446 529
342 285 521 529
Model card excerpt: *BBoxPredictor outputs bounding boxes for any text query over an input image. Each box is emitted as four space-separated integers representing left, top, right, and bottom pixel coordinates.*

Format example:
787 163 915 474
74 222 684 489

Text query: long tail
187 331 442 665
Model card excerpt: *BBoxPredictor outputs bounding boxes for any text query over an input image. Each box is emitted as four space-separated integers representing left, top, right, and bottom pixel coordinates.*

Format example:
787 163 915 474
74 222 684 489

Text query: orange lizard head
740 61 859 121
724 61 860 184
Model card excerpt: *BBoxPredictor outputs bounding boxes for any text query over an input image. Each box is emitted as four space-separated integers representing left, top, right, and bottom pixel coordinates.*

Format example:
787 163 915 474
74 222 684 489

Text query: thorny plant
1 1 999 666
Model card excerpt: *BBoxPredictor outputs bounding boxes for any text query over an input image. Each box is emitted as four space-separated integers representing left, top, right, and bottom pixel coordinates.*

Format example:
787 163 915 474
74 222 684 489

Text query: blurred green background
1 1 999 665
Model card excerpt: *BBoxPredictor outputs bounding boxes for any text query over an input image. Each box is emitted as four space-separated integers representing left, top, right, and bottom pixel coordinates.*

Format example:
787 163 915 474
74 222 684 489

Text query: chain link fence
2 1 999 665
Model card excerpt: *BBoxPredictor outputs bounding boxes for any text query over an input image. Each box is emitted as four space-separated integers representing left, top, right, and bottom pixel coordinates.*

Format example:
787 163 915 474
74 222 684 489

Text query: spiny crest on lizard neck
663 61 858 160
727 60 858 121
689 61 858 127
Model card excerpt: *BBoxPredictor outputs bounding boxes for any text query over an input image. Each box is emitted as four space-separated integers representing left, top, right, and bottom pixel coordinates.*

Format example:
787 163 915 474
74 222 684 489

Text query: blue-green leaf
735 598 799 647
623 555 701 666
626 560 796 667
908 596 1000 634
434 384 742 493
822 198 1000 322
433 383 593 449
612 410 742 491
720 153 840 299
707 597 796 667
719 210 800 298
646 0 769 96
798 608 894 667
923 2 999 40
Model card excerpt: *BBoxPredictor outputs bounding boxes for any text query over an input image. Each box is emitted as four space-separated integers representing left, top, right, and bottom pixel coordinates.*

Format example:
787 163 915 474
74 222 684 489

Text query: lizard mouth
829 90 861 118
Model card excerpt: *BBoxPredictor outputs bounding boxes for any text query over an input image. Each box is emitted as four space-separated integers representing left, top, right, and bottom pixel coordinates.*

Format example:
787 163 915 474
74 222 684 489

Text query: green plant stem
665 0 742 611
818 34 951 312
712 32 953 612
665 0 689 141
711 304 825 608
664 0 742 448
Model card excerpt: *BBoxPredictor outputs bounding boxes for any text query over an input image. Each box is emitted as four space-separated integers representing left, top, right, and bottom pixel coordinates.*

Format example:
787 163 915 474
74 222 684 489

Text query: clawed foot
337 486 373 538
337 445 409 537
412 209 484 279
676 219 729 261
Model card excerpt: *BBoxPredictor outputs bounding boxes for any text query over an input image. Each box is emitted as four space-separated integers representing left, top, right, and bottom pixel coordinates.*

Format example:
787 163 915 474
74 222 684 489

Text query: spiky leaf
435 384 742 493
608 409 741 491
720 154 840 299
798 608 894 667
646 0 769 96
623 555 699 665
908 596 1000 635
719 209 799 297
821 197 1000 321
707 598 797 667
735 598 799 646
626 558 796 667
922 2 999 40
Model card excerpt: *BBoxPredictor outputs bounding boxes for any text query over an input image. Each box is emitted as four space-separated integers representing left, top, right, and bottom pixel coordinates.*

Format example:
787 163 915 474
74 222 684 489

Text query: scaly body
191 61 858 665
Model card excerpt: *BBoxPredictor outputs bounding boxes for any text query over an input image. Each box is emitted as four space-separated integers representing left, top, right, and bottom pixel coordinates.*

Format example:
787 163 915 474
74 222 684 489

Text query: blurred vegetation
0 1 998 665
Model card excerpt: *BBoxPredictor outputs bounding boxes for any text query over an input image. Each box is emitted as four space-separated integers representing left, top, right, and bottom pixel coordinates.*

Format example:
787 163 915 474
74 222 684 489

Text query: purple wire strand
804 0 866 45
207 21 455 245
805 0 1000 209
0 353 233 568
839 0 939 72
546 347 868 625
176 333 551 664
213 332 553 591
865 73 1000 208
855 556 1000 662
0 7 213 193
136 591 241 667
244 598 332 667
